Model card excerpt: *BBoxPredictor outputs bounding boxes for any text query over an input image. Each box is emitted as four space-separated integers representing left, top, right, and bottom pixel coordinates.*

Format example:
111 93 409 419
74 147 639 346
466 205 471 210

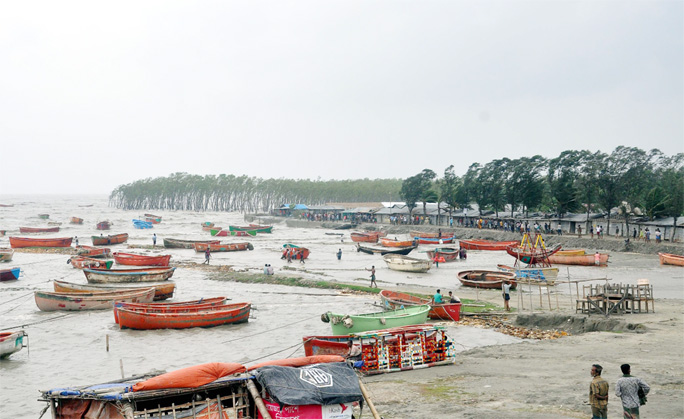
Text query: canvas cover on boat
248 355 345 371
254 362 362 407
132 362 245 392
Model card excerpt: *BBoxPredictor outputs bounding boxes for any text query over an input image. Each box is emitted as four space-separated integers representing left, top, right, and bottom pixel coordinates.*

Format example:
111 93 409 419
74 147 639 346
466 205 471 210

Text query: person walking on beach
589 364 609 419
204 246 211 264
152 233 157 246
336 248 342 260
502 280 512 311
616 364 650 419
366 265 377 288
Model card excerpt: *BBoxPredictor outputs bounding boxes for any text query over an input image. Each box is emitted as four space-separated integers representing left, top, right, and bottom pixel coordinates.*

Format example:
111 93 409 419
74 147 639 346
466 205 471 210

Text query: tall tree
547 150 584 217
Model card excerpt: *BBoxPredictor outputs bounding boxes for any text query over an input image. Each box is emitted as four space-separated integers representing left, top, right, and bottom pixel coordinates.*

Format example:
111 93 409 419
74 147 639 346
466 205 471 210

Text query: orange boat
350 232 382 243
68 257 113 270
53 279 175 301
193 242 253 252
409 230 441 238
379 290 461 321
281 245 310 260
75 245 112 258
19 226 60 233
113 252 171 267
70 217 84 225
658 252 684 267
116 302 251 329
91 233 128 246
459 239 519 251
113 297 228 323
9 237 72 248
380 237 415 247
548 253 609 266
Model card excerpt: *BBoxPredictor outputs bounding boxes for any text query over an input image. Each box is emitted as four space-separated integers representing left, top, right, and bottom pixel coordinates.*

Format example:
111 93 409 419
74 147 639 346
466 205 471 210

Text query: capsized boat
658 252 684 267
34 288 156 311
548 252 609 266
0 248 15 263
193 242 253 252
383 254 431 273
0 330 27 359
321 305 430 335
496 264 558 284
113 252 171 267
458 270 517 289
91 233 128 246
83 267 177 283
53 279 175 301
9 236 72 248
459 239 519 251
116 302 251 329
0 267 21 281
379 290 461 321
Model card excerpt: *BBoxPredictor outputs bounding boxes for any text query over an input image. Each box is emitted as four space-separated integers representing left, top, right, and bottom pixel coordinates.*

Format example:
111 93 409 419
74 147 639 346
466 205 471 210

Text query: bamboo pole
358 378 382 419
247 379 273 419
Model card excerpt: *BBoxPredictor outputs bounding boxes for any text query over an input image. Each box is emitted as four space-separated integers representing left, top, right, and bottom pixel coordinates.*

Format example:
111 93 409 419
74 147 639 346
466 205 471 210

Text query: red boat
426 247 460 262
379 290 461 321
458 270 517 289
9 237 73 248
193 242 253 252
0 267 21 281
505 244 562 265
75 245 112 258
19 226 60 233
91 233 128 246
113 297 228 323
116 302 251 329
68 257 113 270
96 221 111 230
281 245 310 260
350 232 382 243
113 252 171 267
459 239 519 251
380 237 415 247
144 214 162 224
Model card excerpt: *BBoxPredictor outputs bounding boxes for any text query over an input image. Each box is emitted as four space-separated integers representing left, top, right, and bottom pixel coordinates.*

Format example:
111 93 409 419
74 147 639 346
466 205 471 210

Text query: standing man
74 236 79 246
616 364 650 418
366 265 377 288
152 233 157 247
336 248 342 260
577 225 582 237
204 246 211 264
589 364 609 419
502 280 512 312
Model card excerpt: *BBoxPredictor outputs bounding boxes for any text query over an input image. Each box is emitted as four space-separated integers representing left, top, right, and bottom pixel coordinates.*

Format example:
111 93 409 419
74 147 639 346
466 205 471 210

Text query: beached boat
505 244 562 265
383 254 431 273
0 248 14 262
0 267 21 281
9 236 72 248
496 264 558 284
75 245 112 258
0 230 5 236
409 230 441 238
0 330 27 359
556 248 586 256
83 267 177 283
113 297 229 323
0 204 14 207
322 305 430 335
380 237 416 247
38 214 50 219
91 233 128 246
132 219 153 229
414 236 456 245
459 239 519 251
144 214 162 224
202 225 218 232
19 226 60 233
68 256 114 270
229 224 273 233
379 290 461 321
113 252 171 267
658 252 684 267
282 244 310 259
426 247 460 262
54 279 175 301
303 324 456 374
35 288 156 311
116 302 251 329
458 270 517 289
163 238 221 249
213 228 256 237
201 221 214 228
548 253 609 266
96 221 111 230
70 217 84 224
193 242 254 252
356 243 417 255
350 231 381 243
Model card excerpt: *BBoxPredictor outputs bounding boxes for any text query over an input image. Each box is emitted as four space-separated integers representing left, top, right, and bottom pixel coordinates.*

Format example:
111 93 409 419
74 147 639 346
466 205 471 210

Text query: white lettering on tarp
299 368 334 388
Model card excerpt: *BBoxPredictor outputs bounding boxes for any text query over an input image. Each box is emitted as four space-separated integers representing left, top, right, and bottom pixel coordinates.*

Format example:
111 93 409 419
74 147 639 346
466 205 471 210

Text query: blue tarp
293 204 308 210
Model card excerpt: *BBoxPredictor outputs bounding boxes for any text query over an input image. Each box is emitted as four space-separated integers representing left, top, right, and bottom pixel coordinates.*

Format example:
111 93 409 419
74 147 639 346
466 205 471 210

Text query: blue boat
132 219 153 229
0 267 21 281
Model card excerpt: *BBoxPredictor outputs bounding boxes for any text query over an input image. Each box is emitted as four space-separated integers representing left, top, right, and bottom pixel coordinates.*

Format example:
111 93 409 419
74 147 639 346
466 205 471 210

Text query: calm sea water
0 195 681 418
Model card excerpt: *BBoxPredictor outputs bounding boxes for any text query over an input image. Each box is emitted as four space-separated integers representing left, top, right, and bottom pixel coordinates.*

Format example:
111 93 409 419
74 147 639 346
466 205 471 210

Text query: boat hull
163 238 220 249
116 302 251 329
35 288 156 311
383 255 431 273
414 236 455 245
425 247 460 262
0 267 21 281
229 225 273 233
0 248 15 263
658 253 684 267
54 280 175 301
69 257 113 270
0 331 27 359
113 252 171 267
548 253 609 266
356 244 417 255
83 267 176 283
214 229 255 237
193 242 253 252
324 305 430 335
458 270 517 289
91 234 128 246
9 237 72 248
379 290 461 321
459 239 519 251
379 238 415 247
70 217 84 224
75 245 112 258
350 232 381 243
19 226 60 233
505 244 562 264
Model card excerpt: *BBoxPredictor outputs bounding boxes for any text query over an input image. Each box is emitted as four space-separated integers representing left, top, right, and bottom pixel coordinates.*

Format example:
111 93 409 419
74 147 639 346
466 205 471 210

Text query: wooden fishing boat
229 224 273 233
53 280 176 301
356 243 417 255
35 288 156 311
91 233 128 246
303 325 456 375
209 227 223 235
38 214 49 219
409 230 441 238
83 267 177 283
213 229 256 237
113 297 229 323
505 244 562 265
322 305 430 335
380 237 416 247
68 256 114 270
70 217 84 224
556 248 586 256
9 236 72 248
496 264 558 284
350 231 381 243
113 252 171 267
96 221 111 230
0 248 14 262
426 247 460 262
459 239 519 251
201 221 214 228
132 219 153 229
144 214 162 224
379 290 461 321
458 270 517 289
658 252 684 267
383 254 431 273
414 236 456 245
75 245 112 258
19 226 60 233
282 244 310 259
193 242 253 252
548 253 609 266
0 330 27 359
116 302 251 329
202 225 217 232
0 267 21 281
163 238 220 249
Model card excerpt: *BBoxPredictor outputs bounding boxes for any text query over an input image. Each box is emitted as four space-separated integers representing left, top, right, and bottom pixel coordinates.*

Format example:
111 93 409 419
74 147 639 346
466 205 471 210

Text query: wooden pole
358 378 382 419
119 359 124 379
247 379 273 419
538 283 542 307
106 335 109 352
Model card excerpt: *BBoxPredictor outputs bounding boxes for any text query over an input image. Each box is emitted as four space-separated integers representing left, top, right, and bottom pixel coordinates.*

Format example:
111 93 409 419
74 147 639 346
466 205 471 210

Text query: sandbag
132 362 246 392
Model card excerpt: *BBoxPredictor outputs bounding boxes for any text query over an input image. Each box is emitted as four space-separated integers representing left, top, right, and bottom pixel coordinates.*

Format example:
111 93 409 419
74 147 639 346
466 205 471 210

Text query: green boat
228 225 273 234
322 305 430 335
211 228 257 237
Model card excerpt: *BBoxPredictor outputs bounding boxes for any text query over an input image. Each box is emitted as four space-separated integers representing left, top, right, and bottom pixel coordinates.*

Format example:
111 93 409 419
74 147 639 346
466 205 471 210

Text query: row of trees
400 147 683 238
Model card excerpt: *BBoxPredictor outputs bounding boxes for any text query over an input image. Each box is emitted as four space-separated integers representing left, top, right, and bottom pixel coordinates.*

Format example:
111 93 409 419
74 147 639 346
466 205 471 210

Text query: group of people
282 248 305 263
432 289 460 304
590 363 649 419
262 264 274 275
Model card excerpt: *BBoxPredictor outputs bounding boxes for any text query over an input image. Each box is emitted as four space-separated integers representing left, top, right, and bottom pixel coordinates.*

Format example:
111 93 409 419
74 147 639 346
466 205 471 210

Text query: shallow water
0 195 681 418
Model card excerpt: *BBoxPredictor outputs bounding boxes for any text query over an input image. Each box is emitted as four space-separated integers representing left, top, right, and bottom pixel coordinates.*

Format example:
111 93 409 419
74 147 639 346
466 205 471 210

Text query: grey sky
1 1 682 194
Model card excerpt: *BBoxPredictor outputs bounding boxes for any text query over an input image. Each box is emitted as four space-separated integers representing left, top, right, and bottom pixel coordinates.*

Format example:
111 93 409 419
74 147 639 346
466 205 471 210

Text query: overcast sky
1 1 682 195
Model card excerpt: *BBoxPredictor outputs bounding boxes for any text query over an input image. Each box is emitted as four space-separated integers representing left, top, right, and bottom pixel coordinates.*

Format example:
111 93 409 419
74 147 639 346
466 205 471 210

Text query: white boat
383 254 432 273
0 330 27 358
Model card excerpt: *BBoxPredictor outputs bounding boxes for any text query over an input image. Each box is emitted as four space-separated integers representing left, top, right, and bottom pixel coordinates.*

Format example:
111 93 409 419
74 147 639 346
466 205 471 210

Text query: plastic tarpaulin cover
254 362 362 407
132 362 245 392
